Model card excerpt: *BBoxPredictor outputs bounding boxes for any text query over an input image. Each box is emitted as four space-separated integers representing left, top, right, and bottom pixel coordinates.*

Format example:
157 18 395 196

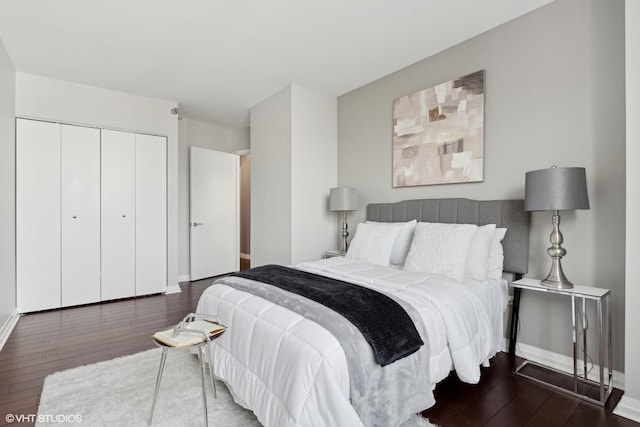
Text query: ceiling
0 0 554 128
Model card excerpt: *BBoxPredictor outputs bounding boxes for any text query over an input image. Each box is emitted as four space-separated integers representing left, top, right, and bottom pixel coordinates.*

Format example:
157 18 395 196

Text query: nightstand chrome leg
509 287 522 357
597 299 604 402
582 297 588 379
607 294 613 400
571 295 577 392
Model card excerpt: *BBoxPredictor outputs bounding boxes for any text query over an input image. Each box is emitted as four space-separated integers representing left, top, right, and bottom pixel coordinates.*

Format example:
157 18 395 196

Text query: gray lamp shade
329 186 358 211
524 167 590 212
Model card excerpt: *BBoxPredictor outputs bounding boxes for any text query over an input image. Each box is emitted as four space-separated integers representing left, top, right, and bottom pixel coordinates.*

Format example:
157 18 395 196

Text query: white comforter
196 258 507 427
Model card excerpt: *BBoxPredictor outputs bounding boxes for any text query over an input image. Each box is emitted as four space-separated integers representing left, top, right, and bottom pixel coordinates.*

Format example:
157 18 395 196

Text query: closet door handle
192 222 204 227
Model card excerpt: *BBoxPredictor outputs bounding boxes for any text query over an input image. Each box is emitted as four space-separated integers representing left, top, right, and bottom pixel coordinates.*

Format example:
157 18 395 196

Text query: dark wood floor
1 273 637 427
422 354 636 427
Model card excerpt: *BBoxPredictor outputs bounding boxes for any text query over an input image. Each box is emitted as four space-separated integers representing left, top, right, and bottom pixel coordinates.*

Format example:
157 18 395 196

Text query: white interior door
16 119 61 312
61 124 101 306
136 134 167 295
190 147 239 280
101 129 136 300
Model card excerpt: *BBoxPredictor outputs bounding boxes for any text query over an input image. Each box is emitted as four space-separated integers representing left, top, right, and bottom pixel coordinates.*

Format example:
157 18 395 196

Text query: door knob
192 222 203 227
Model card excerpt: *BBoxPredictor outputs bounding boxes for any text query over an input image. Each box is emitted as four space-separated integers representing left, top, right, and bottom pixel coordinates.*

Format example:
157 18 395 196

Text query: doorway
189 147 239 280
239 153 251 270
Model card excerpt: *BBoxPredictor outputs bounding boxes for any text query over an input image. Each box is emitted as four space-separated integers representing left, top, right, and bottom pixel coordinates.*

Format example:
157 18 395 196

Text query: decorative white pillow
366 219 417 265
465 224 497 281
345 222 403 266
403 222 478 282
487 228 508 280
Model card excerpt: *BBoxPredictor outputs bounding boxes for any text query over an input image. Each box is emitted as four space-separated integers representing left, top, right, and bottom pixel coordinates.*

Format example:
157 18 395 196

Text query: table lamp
524 166 590 289
329 186 358 254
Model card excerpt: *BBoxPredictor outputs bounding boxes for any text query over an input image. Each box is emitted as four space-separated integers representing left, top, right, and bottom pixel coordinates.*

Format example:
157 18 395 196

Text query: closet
16 119 167 312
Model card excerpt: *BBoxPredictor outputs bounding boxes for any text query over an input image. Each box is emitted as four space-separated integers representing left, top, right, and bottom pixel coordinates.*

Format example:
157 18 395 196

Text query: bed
196 198 530 427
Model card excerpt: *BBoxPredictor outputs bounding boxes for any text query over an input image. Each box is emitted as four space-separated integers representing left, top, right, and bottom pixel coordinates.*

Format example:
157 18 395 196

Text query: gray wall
338 0 626 370
0 38 15 327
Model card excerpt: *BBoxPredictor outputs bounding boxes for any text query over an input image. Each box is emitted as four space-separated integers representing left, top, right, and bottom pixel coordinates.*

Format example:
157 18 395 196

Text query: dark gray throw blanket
232 264 424 366
218 268 434 426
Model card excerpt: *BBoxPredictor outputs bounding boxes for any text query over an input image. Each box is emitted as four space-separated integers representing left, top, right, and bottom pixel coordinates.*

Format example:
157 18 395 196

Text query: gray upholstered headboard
366 198 530 275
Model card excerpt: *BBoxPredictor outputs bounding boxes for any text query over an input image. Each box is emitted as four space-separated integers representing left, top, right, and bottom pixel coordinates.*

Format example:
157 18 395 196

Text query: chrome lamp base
338 211 349 254
541 259 573 289
541 210 573 289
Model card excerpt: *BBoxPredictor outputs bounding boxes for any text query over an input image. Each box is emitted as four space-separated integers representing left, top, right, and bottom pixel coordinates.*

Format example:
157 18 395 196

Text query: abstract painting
392 70 485 187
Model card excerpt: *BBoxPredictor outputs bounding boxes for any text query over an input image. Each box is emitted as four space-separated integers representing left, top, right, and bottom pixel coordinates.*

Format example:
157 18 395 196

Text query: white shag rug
37 348 436 427
37 348 261 426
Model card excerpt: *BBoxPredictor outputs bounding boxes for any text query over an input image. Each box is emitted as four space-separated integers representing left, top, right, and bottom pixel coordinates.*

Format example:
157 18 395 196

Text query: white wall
231 127 250 152
338 0 626 370
291 85 337 264
616 0 640 421
250 84 337 267
181 118 232 151
250 86 293 266
15 72 180 289
625 0 640 401
0 38 16 329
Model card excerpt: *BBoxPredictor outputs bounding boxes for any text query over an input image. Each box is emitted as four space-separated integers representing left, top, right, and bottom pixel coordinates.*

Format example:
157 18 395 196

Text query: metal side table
323 250 346 259
148 318 226 426
510 278 613 406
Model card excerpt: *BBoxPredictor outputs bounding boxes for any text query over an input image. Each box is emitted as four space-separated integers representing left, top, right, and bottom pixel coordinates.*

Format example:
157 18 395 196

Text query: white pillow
346 222 403 266
465 224 497 281
487 228 508 280
366 219 417 265
403 222 478 282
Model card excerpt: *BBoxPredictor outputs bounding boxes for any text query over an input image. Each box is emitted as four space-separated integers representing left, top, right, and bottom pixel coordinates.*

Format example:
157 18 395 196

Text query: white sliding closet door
61 125 101 306
17 120 169 312
101 130 136 301
135 134 167 295
16 119 61 312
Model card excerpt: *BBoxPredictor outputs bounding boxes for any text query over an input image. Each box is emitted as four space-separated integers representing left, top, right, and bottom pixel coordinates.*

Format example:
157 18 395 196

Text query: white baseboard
614 395 640 422
503 339 625 390
0 309 20 351
178 274 191 283
165 284 182 294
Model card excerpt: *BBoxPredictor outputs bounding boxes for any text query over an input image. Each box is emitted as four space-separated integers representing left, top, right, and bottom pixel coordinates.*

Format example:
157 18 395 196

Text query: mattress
297 257 508 383
196 258 508 427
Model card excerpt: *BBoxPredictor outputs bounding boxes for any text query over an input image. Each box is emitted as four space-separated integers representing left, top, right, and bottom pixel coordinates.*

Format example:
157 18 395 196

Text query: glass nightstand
509 278 613 406
323 250 346 259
